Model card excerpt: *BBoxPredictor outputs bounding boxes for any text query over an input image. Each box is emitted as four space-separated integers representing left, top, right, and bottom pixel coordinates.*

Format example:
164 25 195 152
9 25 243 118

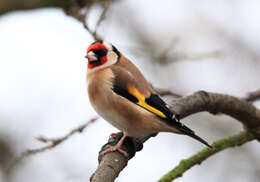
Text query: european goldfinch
86 40 212 156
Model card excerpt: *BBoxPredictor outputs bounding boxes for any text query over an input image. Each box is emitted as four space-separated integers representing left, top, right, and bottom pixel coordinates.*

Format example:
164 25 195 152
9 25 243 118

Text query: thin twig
82 4 94 37
65 0 110 41
93 0 110 39
6 117 98 172
158 131 255 182
82 8 102 41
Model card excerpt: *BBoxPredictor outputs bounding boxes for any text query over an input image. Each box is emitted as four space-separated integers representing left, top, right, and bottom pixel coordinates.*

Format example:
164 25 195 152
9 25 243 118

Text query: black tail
170 117 212 148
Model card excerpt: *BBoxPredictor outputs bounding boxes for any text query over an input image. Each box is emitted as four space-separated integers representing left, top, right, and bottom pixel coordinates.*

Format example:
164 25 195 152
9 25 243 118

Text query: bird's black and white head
86 40 120 71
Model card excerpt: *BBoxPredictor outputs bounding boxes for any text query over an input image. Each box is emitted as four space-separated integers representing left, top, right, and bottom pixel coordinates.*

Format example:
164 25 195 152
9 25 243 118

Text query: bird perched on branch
86 40 212 157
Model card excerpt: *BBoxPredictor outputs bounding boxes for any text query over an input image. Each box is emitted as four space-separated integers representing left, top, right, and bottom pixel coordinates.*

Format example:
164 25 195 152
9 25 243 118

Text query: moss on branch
158 131 255 182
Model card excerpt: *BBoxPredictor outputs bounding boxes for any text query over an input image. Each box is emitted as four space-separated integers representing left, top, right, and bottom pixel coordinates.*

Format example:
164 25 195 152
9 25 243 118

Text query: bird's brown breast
87 68 114 105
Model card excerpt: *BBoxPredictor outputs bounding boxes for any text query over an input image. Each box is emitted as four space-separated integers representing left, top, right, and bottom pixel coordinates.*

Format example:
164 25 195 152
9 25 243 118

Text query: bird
86 40 212 157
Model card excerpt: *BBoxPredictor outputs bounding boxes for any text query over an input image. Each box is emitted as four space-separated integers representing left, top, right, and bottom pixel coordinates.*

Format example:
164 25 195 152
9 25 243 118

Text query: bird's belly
88 81 128 131
89 89 154 138
93 100 126 131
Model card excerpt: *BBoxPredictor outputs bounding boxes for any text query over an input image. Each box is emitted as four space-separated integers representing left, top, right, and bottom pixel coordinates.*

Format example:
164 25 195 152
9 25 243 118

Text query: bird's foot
99 143 129 158
109 133 143 151
99 135 129 158
109 132 123 140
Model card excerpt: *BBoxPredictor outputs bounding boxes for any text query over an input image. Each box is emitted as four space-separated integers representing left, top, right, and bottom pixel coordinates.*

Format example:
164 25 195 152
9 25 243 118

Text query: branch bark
90 91 260 182
0 0 107 16
245 89 260 102
170 91 260 130
0 0 69 15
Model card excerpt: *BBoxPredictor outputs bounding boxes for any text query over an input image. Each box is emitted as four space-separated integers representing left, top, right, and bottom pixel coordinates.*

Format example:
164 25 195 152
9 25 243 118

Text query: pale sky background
0 0 260 182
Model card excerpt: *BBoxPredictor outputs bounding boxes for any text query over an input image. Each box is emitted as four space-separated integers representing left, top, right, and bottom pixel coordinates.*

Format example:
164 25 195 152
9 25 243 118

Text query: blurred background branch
0 0 68 15
6 117 98 173
0 0 110 16
64 0 111 41
0 0 111 41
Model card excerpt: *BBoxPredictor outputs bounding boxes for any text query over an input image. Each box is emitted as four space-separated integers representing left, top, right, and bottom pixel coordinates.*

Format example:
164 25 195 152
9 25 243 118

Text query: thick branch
91 152 128 182
170 91 260 129
91 91 260 182
158 131 255 182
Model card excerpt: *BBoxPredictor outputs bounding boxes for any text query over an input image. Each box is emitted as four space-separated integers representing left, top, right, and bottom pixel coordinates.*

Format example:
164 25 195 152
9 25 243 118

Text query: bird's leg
109 132 123 140
100 134 129 158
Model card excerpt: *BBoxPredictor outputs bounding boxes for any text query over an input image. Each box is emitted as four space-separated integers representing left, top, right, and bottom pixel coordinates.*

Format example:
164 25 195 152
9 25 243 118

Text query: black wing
112 85 212 148
112 84 177 120
145 94 175 119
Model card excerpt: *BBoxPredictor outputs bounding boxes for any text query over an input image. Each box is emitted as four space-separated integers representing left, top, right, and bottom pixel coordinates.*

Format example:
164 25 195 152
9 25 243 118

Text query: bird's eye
93 49 108 57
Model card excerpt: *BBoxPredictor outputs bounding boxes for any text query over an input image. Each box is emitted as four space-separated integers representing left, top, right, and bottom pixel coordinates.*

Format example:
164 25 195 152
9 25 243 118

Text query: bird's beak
85 51 98 62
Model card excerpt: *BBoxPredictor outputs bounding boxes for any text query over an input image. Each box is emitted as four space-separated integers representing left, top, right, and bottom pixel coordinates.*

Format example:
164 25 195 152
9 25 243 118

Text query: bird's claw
99 144 129 159
109 132 123 140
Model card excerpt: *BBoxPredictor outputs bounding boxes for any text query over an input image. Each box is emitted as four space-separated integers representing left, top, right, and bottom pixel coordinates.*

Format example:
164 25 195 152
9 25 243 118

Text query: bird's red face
86 40 109 69
86 40 121 70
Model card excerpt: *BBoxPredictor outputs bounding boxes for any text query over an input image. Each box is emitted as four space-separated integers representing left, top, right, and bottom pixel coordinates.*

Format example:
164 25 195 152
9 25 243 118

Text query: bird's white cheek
103 41 113 50
107 51 118 65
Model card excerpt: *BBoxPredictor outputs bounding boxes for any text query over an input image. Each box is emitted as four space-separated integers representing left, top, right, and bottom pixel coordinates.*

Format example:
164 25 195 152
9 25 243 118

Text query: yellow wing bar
128 86 167 118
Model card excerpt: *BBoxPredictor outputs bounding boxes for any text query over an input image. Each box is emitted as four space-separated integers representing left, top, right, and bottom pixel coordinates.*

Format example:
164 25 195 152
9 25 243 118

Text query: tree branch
6 117 98 172
0 0 68 15
63 0 110 41
170 91 260 130
93 0 110 39
0 0 109 42
158 131 255 182
244 89 260 102
90 91 260 182
0 0 113 16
